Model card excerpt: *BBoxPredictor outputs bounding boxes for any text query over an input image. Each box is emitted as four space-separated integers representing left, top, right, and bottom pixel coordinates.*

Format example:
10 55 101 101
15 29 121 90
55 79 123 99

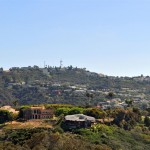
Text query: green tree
18 106 30 119
113 109 140 130
106 92 114 99
83 108 105 119
86 92 94 106
125 99 133 107
144 116 150 127
55 108 70 116
68 107 84 115
0 110 13 124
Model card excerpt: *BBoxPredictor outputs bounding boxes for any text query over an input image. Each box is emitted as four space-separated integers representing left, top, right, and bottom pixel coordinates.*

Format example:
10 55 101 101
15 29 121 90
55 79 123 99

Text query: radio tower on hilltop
60 59 63 68
44 61 47 68
44 61 45 68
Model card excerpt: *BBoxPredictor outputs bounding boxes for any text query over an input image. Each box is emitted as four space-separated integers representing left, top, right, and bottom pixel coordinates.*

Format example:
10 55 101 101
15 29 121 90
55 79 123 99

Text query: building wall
65 120 92 129
23 108 53 120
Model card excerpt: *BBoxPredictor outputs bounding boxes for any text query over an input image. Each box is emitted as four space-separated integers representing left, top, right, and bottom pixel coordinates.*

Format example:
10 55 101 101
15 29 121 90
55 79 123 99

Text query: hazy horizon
1 0 150 77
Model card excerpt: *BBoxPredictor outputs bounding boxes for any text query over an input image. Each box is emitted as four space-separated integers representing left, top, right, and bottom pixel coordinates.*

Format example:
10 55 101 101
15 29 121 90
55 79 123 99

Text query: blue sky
0 0 150 77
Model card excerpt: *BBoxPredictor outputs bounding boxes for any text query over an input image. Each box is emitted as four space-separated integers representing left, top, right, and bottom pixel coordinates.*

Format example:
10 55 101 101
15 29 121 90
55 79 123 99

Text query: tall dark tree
144 116 150 127
106 92 114 99
0 110 13 124
86 92 94 106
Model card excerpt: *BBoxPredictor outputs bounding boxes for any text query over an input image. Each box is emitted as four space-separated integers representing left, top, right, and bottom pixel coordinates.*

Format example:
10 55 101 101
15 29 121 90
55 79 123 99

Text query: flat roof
65 114 95 122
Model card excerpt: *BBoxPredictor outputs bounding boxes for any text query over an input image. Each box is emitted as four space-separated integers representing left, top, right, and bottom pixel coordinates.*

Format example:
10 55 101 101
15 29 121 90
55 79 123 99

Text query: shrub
83 108 105 119
0 110 13 124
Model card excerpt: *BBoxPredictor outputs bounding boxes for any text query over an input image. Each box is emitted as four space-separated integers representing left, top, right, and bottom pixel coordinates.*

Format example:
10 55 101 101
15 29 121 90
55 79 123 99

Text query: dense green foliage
112 108 141 130
1 124 150 150
74 125 150 150
55 107 84 116
83 108 106 119
0 128 111 150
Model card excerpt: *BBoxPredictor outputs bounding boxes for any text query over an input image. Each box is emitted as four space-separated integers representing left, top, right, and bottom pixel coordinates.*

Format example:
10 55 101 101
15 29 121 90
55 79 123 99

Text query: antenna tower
44 61 46 68
60 59 63 68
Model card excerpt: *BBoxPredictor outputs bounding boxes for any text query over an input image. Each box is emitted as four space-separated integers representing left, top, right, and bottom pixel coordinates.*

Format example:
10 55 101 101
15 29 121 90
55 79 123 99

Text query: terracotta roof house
64 114 96 129
23 106 53 120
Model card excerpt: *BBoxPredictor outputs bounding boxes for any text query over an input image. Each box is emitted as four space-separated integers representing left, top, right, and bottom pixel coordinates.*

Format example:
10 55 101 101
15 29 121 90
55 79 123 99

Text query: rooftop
65 114 95 122
30 106 45 109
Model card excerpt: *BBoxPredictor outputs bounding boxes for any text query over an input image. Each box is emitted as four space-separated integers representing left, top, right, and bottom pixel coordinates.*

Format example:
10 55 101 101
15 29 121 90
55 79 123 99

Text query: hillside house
64 114 95 129
0 105 19 114
23 106 53 120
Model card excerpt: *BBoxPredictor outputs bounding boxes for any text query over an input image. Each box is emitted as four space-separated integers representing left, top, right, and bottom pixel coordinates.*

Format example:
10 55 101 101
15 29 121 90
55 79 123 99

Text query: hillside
0 103 150 150
0 111 150 150
0 66 150 106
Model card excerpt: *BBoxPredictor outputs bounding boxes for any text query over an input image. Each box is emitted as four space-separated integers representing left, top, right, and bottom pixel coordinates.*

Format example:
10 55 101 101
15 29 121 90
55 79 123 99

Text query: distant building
97 102 111 110
64 114 96 129
0 105 19 114
42 68 49 76
86 71 99 77
23 106 53 120
21 67 30 70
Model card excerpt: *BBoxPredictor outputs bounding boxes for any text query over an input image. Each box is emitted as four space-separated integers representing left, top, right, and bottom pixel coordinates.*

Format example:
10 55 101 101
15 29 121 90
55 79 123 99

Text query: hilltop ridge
0 66 150 107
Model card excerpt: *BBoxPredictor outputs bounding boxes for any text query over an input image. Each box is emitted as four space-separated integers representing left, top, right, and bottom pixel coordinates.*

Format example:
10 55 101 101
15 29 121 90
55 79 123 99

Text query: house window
37 110 41 114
